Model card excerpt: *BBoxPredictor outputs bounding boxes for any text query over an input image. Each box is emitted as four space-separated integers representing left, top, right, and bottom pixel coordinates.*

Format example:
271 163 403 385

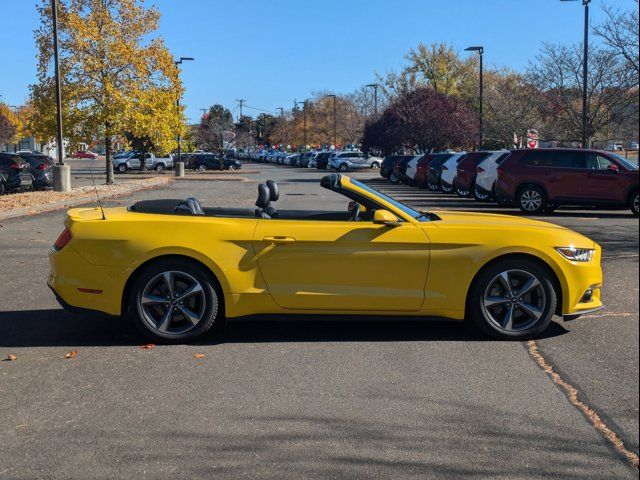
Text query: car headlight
555 247 595 262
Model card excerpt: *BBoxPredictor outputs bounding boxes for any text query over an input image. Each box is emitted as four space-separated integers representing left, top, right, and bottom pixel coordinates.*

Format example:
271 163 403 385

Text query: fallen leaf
63 351 78 359
140 344 155 349
6 354 17 361
194 353 205 359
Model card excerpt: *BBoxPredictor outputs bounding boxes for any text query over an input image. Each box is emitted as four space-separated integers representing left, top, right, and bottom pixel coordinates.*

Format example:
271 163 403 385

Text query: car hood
429 210 595 245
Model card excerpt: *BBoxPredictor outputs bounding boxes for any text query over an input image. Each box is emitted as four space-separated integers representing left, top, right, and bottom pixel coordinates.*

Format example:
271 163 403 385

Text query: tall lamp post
465 46 484 150
561 0 590 148
365 83 379 116
326 94 337 148
174 57 194 163
51 0 70 191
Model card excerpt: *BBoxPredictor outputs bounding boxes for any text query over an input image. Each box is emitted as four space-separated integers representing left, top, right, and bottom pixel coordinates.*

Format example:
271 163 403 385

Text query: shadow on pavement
0 309 568 348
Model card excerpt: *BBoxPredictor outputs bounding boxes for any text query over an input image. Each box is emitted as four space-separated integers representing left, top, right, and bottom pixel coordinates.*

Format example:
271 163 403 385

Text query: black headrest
175 197 204 215
256 184 270 209
266 180 279 201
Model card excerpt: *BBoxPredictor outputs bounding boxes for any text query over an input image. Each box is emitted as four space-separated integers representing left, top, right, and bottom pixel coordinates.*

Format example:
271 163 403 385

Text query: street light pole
561 0 590 148
174 57 194 163
51 0 70 192
465 46 484 150
365 83 379 116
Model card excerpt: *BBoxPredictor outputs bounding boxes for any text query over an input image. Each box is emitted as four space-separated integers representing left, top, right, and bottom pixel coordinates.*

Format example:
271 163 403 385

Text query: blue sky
0 0 633 123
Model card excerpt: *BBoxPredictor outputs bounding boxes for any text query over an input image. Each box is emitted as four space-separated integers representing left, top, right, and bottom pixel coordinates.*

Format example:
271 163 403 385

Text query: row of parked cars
381 148 640 215
251 149 383 171
112 151 243 173
0 151 54 195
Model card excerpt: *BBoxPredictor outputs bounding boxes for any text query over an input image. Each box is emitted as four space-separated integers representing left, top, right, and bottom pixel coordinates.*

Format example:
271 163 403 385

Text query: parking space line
527 340 639 469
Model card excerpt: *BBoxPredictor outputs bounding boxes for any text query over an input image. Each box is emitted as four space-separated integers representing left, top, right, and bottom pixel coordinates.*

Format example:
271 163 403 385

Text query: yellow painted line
527 340 639 469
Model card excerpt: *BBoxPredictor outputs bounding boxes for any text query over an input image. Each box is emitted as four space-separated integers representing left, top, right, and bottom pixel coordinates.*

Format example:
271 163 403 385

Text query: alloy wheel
481 269 546 332
520 189 543 212
197 164 207 172
138 271 208 336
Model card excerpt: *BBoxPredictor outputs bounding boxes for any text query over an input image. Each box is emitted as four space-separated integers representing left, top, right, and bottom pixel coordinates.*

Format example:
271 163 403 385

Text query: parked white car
404 155 424 185
328 151 382 171
474 151 512 201
439 152 467 193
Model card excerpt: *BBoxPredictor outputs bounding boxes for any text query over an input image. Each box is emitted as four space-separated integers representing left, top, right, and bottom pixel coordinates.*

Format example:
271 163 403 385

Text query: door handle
262 236 296 244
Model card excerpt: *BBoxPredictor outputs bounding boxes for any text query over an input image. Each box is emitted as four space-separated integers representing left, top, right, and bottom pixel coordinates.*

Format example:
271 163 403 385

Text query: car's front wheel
630 190 639 216
468 259 557 340
155 164 165 172
474 186 491 202
197 164 207 172
518 185 546 214
370 162 380 170
117 164 127 173
441 182 454 193
129 260 220 344
227 164 237 171
339 163 349 171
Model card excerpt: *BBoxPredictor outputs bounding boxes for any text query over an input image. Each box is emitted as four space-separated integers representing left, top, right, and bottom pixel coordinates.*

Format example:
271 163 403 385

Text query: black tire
441 182 454 194
630 190 639 216
228 164 237 171
155 164 165 172
474 186 491 202
128 260 221 344
468 258 557 340
517 185 547 214
427 182 439 191
456 187 471 197
117 164 127 173
197 164 207 172
0 183 4 195
371 162 380 170
339 163 349 171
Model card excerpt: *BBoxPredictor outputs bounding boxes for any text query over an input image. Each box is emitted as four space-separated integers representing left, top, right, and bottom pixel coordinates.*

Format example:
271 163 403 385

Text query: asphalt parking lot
0 163 637 479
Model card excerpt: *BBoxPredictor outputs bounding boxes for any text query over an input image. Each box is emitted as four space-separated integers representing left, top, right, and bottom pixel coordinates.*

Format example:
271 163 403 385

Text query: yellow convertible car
48 174 604 343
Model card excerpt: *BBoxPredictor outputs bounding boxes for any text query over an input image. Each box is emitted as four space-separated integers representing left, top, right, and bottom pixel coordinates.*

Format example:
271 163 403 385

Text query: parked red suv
454 151 491 197
414 154 437 188
495 149 639 215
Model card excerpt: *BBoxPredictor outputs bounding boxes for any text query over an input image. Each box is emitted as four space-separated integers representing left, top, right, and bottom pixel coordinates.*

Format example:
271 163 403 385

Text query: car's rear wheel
456 186 471 197
155 164 165 172
130 260 220 344
228 164 237 171
468 259 557 340
441 182 454 193
339 163 349 171
371 162 380 170
197 164 207 172
630 190 639 216
474 186 491 202
427 181 439 191
518 185 546 214
389 173 399 183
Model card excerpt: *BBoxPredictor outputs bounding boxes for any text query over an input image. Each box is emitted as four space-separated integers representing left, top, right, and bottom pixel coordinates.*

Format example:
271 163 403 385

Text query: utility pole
174 57 195 163
465 46 484 150
51 0 70 191
200 108 208 117
277 107 284 118
366 83 379 116
236 98 245 122
561 0 590 148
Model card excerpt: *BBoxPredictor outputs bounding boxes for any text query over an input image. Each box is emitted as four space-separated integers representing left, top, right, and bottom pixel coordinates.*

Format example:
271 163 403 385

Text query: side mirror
373 209 402 227
607 164 620 173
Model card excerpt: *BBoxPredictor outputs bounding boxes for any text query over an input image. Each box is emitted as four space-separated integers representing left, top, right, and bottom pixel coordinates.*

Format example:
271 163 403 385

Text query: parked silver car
328 151 382 171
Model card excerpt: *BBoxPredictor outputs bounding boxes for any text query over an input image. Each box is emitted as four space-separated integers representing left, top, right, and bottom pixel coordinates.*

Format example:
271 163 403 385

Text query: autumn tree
0 103 20 147
527 42 638 146
31 0 183 183
197 104 234 151
362 87 477 154
376 43 477 101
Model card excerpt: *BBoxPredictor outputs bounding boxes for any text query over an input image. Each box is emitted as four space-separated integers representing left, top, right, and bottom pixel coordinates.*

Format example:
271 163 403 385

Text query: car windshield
349 178 432 222
609 153 639 170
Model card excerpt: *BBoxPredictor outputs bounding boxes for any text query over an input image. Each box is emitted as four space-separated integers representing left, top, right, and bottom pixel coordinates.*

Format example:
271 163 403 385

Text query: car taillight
53 228 72 251
9 162 20 170
477 167 485 173
37 164 48 170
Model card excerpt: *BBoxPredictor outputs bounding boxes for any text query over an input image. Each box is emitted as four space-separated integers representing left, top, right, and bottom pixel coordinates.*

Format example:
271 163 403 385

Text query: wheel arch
626 185 639 203
465 252 564 318
121 253 225 318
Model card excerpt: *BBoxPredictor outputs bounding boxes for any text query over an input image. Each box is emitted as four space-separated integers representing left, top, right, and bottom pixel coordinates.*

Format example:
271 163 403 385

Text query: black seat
255 184 271 219
265 180 279 218
175 197 204 215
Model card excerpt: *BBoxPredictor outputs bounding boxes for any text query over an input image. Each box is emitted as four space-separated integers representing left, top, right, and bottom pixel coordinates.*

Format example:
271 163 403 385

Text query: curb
0 178 172 222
